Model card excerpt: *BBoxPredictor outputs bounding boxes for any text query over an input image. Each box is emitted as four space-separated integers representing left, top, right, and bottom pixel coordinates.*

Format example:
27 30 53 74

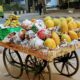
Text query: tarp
0 27 22 41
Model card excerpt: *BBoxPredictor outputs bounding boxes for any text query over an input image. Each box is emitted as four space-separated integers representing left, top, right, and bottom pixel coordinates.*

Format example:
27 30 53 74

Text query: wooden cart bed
0 41 80 61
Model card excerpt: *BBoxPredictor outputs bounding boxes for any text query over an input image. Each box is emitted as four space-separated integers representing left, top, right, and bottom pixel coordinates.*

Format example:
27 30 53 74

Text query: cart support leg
47 63 52 80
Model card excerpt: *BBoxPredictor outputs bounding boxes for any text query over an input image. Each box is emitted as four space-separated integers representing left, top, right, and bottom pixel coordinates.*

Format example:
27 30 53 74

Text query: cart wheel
3 48 23 78
25 55 50 80
54 51 79 77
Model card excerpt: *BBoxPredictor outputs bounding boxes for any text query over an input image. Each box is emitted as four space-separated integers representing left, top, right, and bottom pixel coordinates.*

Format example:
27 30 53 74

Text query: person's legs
39 9 42 15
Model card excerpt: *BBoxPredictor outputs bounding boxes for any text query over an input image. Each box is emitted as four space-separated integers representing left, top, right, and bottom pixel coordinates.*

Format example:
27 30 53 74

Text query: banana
4 19 11 27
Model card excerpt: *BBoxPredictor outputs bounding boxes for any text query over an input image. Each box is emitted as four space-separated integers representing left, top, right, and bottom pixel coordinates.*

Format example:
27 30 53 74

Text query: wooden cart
0 41 80 80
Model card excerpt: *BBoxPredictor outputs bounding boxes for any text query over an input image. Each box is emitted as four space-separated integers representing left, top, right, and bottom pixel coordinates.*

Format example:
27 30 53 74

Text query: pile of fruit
4 14 20 27
3 16 80 50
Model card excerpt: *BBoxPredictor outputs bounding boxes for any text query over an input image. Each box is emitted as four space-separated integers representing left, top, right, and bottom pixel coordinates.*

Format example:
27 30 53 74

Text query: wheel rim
25 55 50 80
3 48 23 78
54 51 79 77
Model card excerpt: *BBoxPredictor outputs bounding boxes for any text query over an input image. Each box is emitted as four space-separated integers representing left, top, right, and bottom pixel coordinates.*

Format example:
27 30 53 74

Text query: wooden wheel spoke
67 62 76 70
61 62 65 73
69 56 76 59
65 64 69 75
30 57 37 65
28 59 34 65
28 66 35 71
54 60 62 63
5 55 12 63
69 52 73 58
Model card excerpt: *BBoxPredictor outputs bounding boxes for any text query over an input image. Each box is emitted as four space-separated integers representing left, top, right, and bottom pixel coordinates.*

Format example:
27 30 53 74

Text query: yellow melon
69 31 78 40
61 21 68 33
44 38 56 49
52 32 60 45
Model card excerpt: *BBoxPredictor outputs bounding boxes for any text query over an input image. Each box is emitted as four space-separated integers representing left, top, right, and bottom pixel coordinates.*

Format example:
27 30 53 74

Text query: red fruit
37 29 46 39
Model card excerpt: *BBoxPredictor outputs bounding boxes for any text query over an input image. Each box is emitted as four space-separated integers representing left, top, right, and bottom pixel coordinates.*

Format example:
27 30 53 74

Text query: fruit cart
0 41 80 80
0 15 80 80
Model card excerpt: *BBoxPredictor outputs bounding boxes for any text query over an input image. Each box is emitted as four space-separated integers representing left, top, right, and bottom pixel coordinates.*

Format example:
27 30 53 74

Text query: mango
66 17 73 23
44 16 52 22
77 32 80 38
45 19 54 28
69 31 78 40
76 21 80 28
61 34 71 43
68 21 77 30
61 21 68 33
59 17 67 22
44 38 56 49
52 32 60 45
53 18 61 26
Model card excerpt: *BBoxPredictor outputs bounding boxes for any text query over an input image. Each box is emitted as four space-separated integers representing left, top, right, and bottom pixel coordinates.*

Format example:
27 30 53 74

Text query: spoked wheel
25 55 50 80
54 51 79 77
3 48 23 78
